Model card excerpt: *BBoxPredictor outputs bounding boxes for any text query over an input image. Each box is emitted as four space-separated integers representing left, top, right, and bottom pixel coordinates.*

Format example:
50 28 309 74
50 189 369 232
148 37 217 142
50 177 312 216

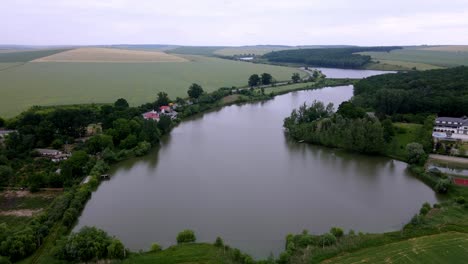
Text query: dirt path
0 209 42 217
429 154 468 164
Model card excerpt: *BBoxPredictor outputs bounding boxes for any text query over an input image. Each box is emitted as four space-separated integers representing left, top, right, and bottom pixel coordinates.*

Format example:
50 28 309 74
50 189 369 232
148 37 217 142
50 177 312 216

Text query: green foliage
176 230 196 244
61 150 89 179
214 237 224 247
456 196 466 204
406 142 427 165
187 83 204 99
50 138 64 149
291 72 301 83
154 92 170 108
354 67 468 116
260 73 273 85
0 165 13 186
107 239 126 259
150 243 162 252
381 119 395 143
0 49 71 63
336 101 365 119
55 226 125 262
120 134 138 149
284 101 385 154
133 141 152 157
0 117 4 127
157 115 172 134
114 98 129 109
263 47 401 68
330 227 344 238
86 134 114 154
248 74 260 87
319 233 337 246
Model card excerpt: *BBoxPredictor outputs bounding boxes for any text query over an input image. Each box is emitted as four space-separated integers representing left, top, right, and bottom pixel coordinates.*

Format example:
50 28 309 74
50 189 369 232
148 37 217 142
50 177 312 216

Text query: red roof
143 111 159 120
160 106 170 111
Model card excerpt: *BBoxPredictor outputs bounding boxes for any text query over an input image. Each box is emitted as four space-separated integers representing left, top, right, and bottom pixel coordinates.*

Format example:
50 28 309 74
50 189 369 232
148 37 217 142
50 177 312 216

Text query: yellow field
417 45 468 52
33 47 188 63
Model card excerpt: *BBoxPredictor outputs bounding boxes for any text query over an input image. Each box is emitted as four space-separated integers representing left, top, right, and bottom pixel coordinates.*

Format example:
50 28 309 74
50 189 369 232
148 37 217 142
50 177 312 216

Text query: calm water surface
76 79 437 258
313 67 396 78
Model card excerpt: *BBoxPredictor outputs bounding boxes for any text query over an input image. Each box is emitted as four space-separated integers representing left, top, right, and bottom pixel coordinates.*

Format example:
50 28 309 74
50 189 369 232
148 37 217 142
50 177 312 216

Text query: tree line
262 46 401 69
353 66 468 119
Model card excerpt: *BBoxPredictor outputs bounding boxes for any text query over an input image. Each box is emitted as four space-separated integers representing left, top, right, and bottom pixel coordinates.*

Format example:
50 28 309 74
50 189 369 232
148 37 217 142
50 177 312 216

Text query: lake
75 71 437 258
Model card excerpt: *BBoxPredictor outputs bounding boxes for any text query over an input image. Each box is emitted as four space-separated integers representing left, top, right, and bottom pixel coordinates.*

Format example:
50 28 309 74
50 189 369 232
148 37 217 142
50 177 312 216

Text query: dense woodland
262 47 401 68
353 66 468 118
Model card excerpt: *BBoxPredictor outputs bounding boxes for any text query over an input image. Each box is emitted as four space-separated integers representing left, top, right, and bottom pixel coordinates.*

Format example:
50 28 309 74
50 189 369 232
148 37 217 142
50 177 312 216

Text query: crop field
33 47 188 62
0 53 301 117
325 232 468 264
417 45 468 52
0 48 70 62
366 59 444 71
360 47 468 68
214 46 293 56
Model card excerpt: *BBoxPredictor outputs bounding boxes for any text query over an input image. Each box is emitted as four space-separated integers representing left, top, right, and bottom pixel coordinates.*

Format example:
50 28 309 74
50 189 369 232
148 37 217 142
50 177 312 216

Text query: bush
456 196 466 204
176 230 196 244
433 203 441 208
419 207 429 215
330 227 344 238
318 233 337 246
107 239 126 259
214 237 224 248
406 142 427 165
435 179 450 193
150 243 162 252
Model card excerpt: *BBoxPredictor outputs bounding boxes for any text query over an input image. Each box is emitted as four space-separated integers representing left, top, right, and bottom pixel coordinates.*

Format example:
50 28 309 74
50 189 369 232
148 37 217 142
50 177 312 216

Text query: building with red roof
142 110 160 121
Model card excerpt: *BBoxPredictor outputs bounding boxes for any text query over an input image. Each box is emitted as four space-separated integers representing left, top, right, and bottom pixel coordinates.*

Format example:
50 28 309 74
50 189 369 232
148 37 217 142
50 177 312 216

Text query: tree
187 83 204 99
0 117 5 127
157 115 172 135
261 73 273 85
61 151 89 179
107 239 126 259
0 165 13 186
86 134 114 154
176 230 196 244
155 92 170 108
248 74 260 87
114 98 129 109
214 237 224 247
291 73 301 83
329 227 344 238
337 101 365 119
406 142 427 165
381 119 395 143
150 243 162 252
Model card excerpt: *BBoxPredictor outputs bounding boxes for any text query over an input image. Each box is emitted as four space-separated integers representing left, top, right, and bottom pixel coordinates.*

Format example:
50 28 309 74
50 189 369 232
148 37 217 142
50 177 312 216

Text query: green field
0 55 302 117
387 123 422 160
214 46 293 56
361 47 468 69
325 232 468 264
0 49 69 63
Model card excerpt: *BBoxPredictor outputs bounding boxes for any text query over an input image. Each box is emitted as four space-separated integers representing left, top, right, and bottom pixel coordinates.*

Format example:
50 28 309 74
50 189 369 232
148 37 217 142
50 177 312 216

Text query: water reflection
76 85 438 259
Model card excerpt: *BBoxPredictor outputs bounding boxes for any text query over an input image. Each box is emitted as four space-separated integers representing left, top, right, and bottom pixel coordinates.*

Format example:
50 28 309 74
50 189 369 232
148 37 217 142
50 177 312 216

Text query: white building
433 117 468 141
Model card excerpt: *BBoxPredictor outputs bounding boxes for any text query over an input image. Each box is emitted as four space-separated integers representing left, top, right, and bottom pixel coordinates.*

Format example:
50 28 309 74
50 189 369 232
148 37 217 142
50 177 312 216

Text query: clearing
324 232 468 264
0 55 301 117
32 47 188 63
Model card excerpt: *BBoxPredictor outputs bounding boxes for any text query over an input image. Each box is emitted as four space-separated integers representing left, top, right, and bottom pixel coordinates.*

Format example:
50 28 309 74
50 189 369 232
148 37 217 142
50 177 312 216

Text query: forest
262 46 401 68
353 66 468 117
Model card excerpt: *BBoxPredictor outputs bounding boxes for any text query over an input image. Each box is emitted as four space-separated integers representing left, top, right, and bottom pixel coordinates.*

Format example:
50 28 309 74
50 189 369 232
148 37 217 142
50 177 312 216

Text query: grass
360 48 468 68
119 243 240 264
168 46 226 56
365 60 444 71
0 49 70 63
386 123 422 160
324 232 468 264
0 215 31 232
0 55 301 117
214 46 293 56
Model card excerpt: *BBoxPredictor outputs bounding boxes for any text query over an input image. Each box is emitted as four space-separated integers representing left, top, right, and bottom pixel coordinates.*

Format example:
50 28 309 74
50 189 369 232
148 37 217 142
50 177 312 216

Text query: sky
2 0 468 46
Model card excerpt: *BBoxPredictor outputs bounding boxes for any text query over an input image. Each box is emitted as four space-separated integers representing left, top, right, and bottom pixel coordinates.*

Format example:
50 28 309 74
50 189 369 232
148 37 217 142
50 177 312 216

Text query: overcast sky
3 0 468 46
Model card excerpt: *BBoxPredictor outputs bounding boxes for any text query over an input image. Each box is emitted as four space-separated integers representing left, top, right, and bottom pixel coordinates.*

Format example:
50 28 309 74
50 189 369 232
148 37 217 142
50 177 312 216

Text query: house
433 116 468 141
160 105 172 113
142 110 160 121
35 148 71 162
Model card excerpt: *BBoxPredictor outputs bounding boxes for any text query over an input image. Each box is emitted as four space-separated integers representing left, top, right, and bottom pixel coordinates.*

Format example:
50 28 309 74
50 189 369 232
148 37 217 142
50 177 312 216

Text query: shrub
150 243 162 252
107 239 126 259
176 230 196 244
456 196 466 204
419 206 429 215
330 227 344 238
214 237 224 248
435 179 450 193
406 142 427 165
433 203 441 208
318 233 337 246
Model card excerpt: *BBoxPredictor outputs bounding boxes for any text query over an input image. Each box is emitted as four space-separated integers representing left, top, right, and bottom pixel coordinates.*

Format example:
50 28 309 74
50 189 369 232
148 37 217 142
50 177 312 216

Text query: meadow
0 53 302 117
325 232 468 264
361 46 468 69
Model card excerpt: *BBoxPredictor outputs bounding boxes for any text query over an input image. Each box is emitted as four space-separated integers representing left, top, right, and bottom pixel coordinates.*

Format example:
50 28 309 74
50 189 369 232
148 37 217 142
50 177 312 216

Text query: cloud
1 0 468 45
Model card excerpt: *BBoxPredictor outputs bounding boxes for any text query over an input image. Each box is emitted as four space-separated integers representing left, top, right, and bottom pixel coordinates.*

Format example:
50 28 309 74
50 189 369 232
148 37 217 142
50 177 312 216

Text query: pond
75 83 438 258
